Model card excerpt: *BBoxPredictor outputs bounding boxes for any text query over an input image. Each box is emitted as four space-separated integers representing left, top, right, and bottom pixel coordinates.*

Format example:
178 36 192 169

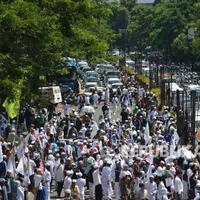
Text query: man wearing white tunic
93 92 99 108
157 180 167 200
43 163 51 200
55 159 65 197
101 160 113 199
85 95 90 105
174 172 183 200
146 176 157 200
93 164 102 200
76 172 86 200
64 170 73 191
16 180 24 200
64 100 70 116
112 95 118 114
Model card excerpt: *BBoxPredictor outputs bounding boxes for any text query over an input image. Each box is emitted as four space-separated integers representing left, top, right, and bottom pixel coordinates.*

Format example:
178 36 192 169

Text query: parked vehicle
84 71 99 81
106 71 121 79
79 67 92 78
39 86 62 104
107 78 122 87
111 82 123 92
126 59 135 68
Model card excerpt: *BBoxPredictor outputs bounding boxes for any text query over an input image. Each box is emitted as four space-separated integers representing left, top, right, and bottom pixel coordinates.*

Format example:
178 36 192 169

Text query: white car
79 67 92 78
85 82 98 91
107 78 122 87
84 71 99 81
111 82 123 92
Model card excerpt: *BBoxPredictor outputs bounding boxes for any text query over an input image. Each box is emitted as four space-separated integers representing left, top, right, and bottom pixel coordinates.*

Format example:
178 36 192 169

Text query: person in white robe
145 176 157 200
93 92 99 108
64 170 73 191
157 180 167 200
64 101 70 116
112 95 118 114
43 163 52 200
101 160 113 199
16 180 24 200
76 172 86 200
85 95 90 105
174 173 183 200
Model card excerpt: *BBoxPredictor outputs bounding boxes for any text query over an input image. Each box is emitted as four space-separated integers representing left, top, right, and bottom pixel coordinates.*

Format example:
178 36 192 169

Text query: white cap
76 172 82 177
65 189 71 193
25 148 29 153
66 170 73 176
156 166 163 177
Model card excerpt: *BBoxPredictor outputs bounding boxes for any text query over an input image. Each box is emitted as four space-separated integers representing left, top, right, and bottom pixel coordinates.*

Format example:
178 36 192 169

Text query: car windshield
86 77 97 82
108 74 120 78
108 79 120 85
112 84 120 89
83 68 91 72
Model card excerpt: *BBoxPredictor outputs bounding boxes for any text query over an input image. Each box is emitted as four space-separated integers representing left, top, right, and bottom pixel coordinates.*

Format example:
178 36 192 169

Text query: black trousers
56 181 64 197
95 184 102 200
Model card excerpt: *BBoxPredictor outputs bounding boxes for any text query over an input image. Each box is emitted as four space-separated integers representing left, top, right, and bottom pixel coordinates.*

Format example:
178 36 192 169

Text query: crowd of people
0 71 200 200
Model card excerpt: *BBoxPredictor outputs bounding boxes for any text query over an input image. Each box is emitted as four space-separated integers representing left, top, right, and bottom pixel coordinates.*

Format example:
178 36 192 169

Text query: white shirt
17 186 24 200
43 169 51 190
80 127 87 136
102 166 111 183
50 125 57 135
64 176 72 190
194 193 200 200
34 174 43 189
77 178 86 195
65 145 73 156
174 176 183 194
93 169 102 186
53 159 60 175
157 181 166 200
146 181 157 200
55 164 64 182
93 94 99 102
85 96 90 105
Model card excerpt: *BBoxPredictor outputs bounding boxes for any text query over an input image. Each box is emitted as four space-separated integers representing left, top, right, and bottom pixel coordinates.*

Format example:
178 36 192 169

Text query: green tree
0 0 65 101
128 4 154 51
150 0 197 62
38 0 114 64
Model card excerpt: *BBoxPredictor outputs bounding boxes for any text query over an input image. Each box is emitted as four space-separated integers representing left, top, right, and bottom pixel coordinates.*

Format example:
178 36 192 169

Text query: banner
2 81 22 119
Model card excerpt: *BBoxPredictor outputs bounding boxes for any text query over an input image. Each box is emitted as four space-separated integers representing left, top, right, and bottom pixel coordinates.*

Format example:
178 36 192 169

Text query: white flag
16 156 25 176
7 156 15 176
144 122 150 145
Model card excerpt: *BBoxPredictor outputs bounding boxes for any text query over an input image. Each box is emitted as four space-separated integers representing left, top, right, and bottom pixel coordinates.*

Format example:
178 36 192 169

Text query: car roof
108 78 120 81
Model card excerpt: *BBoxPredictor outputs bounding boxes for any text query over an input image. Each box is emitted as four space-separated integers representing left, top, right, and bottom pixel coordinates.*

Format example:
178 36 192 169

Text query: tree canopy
110 0 200 65
0 0 114 101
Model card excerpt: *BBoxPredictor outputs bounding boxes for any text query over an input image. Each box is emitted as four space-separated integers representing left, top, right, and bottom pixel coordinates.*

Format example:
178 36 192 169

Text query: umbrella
81 105 95 114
